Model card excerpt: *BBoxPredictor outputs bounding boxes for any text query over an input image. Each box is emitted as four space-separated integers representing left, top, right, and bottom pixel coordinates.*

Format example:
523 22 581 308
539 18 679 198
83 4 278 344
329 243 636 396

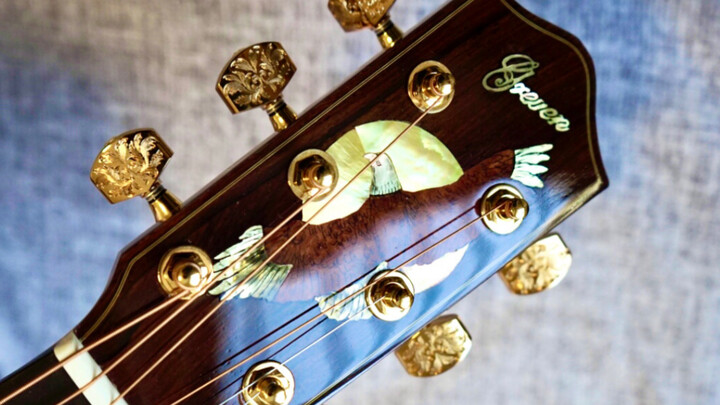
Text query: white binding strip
53 332 129 405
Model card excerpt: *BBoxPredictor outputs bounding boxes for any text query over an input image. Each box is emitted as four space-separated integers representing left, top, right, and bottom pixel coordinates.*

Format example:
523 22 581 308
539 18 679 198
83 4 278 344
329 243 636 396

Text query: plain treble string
168 202 501 405
103 99 443 405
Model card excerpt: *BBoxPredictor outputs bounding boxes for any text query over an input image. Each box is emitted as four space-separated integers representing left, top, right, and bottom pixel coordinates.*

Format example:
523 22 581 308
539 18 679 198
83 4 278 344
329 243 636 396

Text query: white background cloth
0 0 718 404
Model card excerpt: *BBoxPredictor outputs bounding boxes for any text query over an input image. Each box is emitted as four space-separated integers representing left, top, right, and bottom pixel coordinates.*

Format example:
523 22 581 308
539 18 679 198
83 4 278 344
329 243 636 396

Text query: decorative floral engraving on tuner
328 0 396 30
511 144 553 188
395 315 472 377
90 131 170 203
499 234 572 295
209 226 293 301
218 42 296 112
302 120 463 225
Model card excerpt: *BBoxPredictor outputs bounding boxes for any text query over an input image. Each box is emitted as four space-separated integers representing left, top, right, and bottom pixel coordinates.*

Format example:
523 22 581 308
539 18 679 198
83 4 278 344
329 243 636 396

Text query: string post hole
288 149 339 201
408 61 456 113
158 246 214 299
365 270 415 321
239 361 295 405
477 184 529 234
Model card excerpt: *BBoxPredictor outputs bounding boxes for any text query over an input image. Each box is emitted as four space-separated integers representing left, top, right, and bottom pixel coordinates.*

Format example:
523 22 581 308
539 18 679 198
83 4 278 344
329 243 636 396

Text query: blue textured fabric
0 0 718 404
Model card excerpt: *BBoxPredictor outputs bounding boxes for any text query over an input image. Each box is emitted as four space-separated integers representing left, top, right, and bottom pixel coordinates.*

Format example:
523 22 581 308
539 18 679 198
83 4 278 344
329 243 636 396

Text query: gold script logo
482 54 539 93
483 55 570 133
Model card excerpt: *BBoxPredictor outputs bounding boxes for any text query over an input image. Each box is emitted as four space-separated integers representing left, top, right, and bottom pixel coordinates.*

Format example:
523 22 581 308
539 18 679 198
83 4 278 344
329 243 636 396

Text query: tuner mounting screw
239 361 295 405
90 128 181 222
216 42 297 131
477 184 529 235
365 270 415 322
395 314 472 377
498 233 572 295
327 0 403 49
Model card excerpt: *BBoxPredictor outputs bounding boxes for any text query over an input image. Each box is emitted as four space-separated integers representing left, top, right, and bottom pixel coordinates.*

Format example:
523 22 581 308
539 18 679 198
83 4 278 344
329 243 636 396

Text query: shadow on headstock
0 0 607 404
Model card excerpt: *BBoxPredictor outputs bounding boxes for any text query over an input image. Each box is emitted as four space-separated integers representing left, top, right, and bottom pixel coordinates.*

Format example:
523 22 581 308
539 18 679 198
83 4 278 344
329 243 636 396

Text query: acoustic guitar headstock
0 0 607 404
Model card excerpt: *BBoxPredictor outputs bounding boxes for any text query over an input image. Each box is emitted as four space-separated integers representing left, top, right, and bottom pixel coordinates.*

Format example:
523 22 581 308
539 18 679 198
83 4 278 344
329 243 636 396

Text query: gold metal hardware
499 233 572 295
365 270 415 321
408 61 456 113
90 129 182 222
395 314 472 377
287 149 339 201
239 361 295 405
327 0 403 49
477 184 529 234
157 246 213 299
216 42 297 131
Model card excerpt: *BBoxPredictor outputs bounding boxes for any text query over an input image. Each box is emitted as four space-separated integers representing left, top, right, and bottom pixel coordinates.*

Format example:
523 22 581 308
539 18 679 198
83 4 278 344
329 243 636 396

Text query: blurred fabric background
0 0 718 404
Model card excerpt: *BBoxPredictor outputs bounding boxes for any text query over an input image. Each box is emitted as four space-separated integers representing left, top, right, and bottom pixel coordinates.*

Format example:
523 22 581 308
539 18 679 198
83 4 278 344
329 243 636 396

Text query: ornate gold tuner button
395 314 472 377
499 233 572 295
327 0 403 49
90 128 181 222
216 42 297 131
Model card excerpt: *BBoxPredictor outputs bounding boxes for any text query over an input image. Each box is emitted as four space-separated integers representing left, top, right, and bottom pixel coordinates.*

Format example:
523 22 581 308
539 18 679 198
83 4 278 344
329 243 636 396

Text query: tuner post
328 0 403 49
217 42 298 131
477 184 529 235
239 361 295 405
157 246 213 299
408 61 456 113
287 149 339 201
90 128 182 222
365 270 415 321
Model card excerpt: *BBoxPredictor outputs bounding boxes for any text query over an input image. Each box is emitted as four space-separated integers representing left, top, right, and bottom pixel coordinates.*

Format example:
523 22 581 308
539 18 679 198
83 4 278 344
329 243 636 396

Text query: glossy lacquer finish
0 0 607 403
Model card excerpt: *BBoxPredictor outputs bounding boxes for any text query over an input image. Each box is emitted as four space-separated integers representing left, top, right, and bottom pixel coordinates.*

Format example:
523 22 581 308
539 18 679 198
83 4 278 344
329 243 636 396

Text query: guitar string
0 291 189 405
53 201 314 405
163 205 475 404
96 101 442 405
1 202 311 405
218 295 384 405
168 202 495 405
162 205 476 404
181 203 493 405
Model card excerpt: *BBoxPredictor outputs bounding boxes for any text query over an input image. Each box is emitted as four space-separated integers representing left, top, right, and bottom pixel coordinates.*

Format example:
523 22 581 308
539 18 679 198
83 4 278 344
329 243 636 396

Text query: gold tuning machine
499 233 572 295
395 314 472 377
90 128 181 222
327 0 403 49
217 42 297 131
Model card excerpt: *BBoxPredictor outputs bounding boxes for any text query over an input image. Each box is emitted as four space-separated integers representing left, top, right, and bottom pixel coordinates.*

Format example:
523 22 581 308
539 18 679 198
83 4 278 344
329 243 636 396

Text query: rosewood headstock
0 0 606 404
